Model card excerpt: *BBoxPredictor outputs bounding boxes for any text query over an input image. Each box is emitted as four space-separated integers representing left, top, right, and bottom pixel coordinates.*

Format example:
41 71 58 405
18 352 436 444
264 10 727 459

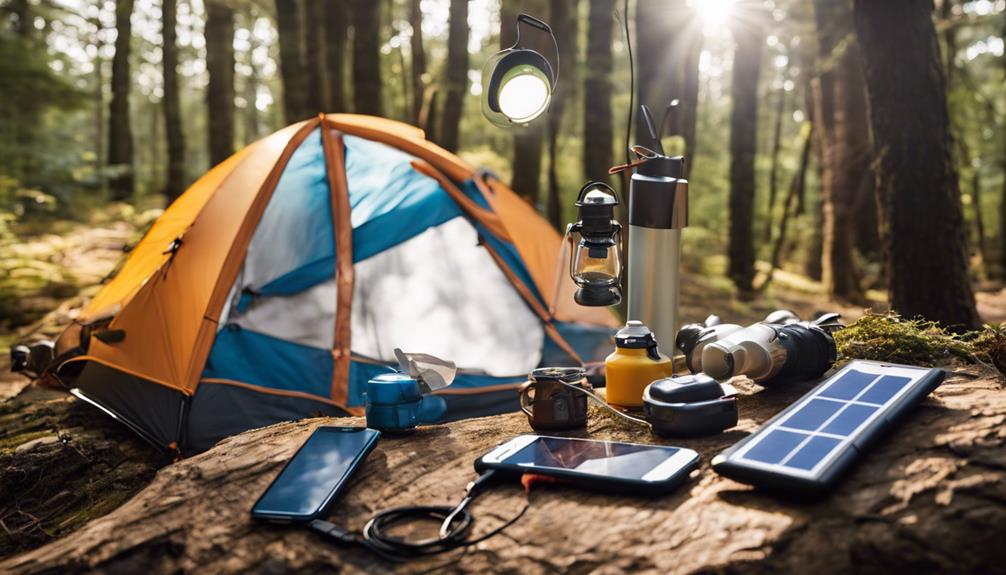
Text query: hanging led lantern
481 13 558 128
565 182 623 307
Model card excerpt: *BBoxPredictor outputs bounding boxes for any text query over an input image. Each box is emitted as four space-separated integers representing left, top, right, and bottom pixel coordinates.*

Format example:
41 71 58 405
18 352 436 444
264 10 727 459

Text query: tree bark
302 0 327 115
812 0 866 304
438 0 469 153
107 0 135 201
582 0 614 187
206 0 236 167
352 0 383 116
635 0 702 167
503 0 547 203
544 0 577 229
4 368 1006 572
408 0 427 126
852 0 979 330
274 0 307 123
323 0 347 113
161 0 186 201
727 3 764 296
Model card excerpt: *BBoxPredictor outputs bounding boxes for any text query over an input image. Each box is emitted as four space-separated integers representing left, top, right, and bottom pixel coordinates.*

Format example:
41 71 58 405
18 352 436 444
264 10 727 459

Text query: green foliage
0 32 85 190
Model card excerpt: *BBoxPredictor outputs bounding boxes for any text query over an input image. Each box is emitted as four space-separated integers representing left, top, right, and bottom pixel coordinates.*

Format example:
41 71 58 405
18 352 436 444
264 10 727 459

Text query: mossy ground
835 311 1006 375
0 389 165 559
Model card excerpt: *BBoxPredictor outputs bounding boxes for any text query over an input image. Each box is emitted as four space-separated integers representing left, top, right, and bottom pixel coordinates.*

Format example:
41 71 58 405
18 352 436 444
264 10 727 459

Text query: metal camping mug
518 367 590 431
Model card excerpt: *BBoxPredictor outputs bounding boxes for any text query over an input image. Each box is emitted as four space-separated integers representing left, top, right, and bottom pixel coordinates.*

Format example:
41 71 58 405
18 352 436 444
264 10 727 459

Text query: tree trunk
438 0 469 153
503 0 547 203
302 0 327 115
543 0 577 229
763 56 789 244
635 0 702 166
409 0 427 126
206 0 235 167
1001 14 1006 279
5 369 1006 573
852 0 979 330
352 0 383 116
812 0 866 304
727 3 764 296
90 11 106 196
582 0 614 187
274 0 307 123
761 122 814 291
423 88 440 144
973 168 988 273
162 0 186 201
107 0 135 201
323 0 347 112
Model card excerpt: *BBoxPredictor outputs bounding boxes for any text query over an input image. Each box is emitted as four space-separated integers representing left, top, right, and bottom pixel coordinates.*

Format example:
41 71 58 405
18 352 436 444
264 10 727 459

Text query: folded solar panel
712 360 945 495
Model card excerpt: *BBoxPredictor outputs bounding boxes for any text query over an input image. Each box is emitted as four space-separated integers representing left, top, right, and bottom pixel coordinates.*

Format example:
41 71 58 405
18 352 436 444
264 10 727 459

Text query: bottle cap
615 321 658 349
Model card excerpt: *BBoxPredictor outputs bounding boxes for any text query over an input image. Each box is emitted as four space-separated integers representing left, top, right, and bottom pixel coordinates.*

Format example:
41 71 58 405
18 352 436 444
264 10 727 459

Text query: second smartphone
476 435 699 495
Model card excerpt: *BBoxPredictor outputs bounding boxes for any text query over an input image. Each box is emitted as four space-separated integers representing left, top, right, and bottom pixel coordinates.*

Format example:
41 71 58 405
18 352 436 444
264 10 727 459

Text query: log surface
3 367 1005 574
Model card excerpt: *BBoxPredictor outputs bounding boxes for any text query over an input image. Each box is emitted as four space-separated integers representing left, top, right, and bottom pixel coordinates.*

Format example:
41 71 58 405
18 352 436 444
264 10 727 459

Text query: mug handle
518 381 535 417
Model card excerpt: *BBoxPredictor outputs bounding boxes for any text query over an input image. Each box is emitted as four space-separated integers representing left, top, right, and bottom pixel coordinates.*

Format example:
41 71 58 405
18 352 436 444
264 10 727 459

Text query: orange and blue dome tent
51 114 618 454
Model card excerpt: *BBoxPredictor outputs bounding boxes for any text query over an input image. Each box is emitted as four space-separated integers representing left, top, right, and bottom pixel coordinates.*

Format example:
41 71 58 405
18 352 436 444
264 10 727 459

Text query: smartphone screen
252 427 380 521
491 436 696 482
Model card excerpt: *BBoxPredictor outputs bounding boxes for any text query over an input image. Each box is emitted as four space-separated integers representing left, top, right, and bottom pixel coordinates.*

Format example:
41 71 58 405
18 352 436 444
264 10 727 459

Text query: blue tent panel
203 326 334 399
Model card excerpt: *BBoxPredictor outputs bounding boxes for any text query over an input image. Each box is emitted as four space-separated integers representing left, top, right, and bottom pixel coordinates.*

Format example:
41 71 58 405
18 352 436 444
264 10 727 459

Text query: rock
2 367 1005 574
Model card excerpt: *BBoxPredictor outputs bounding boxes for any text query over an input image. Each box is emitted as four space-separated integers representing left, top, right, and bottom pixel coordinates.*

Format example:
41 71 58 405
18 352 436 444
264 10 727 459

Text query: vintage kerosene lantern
565 182 623 307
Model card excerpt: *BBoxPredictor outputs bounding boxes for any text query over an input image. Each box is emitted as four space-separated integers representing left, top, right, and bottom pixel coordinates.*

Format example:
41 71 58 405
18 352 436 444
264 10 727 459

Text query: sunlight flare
689 0 737 34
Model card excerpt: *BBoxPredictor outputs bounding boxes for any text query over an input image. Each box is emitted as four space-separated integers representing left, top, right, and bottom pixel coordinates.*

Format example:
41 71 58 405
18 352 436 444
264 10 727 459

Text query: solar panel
712 360 945 494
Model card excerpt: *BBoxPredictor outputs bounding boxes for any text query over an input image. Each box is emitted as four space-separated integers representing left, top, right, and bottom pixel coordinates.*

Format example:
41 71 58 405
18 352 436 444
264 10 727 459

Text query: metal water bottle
627 105 688 350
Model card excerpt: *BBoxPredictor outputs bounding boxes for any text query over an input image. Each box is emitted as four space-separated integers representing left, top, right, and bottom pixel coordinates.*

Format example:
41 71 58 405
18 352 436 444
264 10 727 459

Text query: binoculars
676 311 841 385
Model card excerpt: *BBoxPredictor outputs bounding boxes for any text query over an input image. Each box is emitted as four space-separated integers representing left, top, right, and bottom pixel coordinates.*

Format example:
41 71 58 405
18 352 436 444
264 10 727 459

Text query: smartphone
475 435 699 495
251 426 380 522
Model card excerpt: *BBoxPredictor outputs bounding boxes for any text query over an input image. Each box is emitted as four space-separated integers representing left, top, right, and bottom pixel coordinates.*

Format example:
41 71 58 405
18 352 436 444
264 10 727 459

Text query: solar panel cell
781 398 844 431
785 436 842 470
743 430 808 464
858 375 911 404
818 369 876 400
821 404 877 435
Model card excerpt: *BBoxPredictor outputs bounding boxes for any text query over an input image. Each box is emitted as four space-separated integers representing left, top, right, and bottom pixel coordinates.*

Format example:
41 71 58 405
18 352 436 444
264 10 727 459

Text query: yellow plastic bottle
605 321 676 408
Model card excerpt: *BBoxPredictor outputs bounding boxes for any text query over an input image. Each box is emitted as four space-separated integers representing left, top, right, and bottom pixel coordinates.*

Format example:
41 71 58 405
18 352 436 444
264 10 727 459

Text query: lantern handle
513 13 559 89
575 181 621 204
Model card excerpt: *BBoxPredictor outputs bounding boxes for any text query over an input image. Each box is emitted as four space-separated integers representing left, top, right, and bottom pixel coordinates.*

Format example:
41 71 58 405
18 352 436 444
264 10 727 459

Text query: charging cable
309 469 530 561
556 379 652 428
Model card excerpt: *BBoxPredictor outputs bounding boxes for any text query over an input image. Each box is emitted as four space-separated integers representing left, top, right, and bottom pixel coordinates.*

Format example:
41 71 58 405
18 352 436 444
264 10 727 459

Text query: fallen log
2 367 1005 574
